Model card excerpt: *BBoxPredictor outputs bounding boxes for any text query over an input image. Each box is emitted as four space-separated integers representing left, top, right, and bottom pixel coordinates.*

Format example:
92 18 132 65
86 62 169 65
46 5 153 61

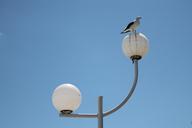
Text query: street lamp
52 32 149 128
52 83 81 114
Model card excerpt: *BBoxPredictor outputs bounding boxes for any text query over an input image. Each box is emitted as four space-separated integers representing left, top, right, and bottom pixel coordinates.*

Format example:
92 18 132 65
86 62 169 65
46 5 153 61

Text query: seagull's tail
120 31 130 34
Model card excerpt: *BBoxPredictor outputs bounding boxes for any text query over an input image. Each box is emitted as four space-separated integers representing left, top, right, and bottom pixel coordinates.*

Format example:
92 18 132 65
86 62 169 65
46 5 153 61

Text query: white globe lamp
122 33 149 60
52 83 81 114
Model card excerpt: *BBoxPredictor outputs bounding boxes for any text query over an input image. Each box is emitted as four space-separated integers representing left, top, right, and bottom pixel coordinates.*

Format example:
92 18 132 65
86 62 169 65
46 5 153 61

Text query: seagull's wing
123 21 134 31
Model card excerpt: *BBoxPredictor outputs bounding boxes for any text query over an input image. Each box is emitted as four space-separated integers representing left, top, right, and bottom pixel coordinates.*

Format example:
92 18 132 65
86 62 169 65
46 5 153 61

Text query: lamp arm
59 113 97 118
60 59 138 118
103 59 138 117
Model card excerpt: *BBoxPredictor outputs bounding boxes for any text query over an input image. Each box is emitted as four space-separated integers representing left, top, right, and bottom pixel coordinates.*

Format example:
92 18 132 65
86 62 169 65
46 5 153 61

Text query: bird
121 16 142 34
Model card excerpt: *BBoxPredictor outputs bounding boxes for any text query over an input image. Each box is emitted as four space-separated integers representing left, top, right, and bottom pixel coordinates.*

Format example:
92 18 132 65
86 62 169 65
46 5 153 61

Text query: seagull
121 16 142 34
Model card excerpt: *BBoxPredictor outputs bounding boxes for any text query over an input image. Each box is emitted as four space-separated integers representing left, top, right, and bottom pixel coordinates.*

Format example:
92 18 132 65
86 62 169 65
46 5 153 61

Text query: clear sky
0 0 192 128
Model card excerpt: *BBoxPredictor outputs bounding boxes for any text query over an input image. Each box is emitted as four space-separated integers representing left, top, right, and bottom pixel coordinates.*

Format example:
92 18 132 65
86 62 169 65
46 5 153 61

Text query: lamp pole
58 59 138 128
52 33 149 128
98 96 103 128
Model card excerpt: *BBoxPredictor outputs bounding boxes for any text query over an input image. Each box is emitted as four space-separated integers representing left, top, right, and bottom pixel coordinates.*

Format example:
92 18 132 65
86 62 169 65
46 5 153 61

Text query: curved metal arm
103 59 138 117
60 59 138 118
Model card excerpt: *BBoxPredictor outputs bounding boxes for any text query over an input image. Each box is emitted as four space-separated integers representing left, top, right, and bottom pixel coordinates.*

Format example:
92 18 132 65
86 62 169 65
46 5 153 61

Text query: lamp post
52 32 149 128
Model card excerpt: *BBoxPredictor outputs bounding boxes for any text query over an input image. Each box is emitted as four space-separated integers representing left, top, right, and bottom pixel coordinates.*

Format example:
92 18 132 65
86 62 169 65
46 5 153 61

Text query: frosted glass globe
52 83 81 114
122 33 149 60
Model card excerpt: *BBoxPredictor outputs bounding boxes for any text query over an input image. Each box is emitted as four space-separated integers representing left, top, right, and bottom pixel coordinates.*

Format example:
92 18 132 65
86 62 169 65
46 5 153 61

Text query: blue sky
0 0 192 128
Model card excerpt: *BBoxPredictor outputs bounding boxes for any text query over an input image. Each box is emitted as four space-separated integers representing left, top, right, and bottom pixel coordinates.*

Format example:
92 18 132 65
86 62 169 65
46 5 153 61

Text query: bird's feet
134 30 137 41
